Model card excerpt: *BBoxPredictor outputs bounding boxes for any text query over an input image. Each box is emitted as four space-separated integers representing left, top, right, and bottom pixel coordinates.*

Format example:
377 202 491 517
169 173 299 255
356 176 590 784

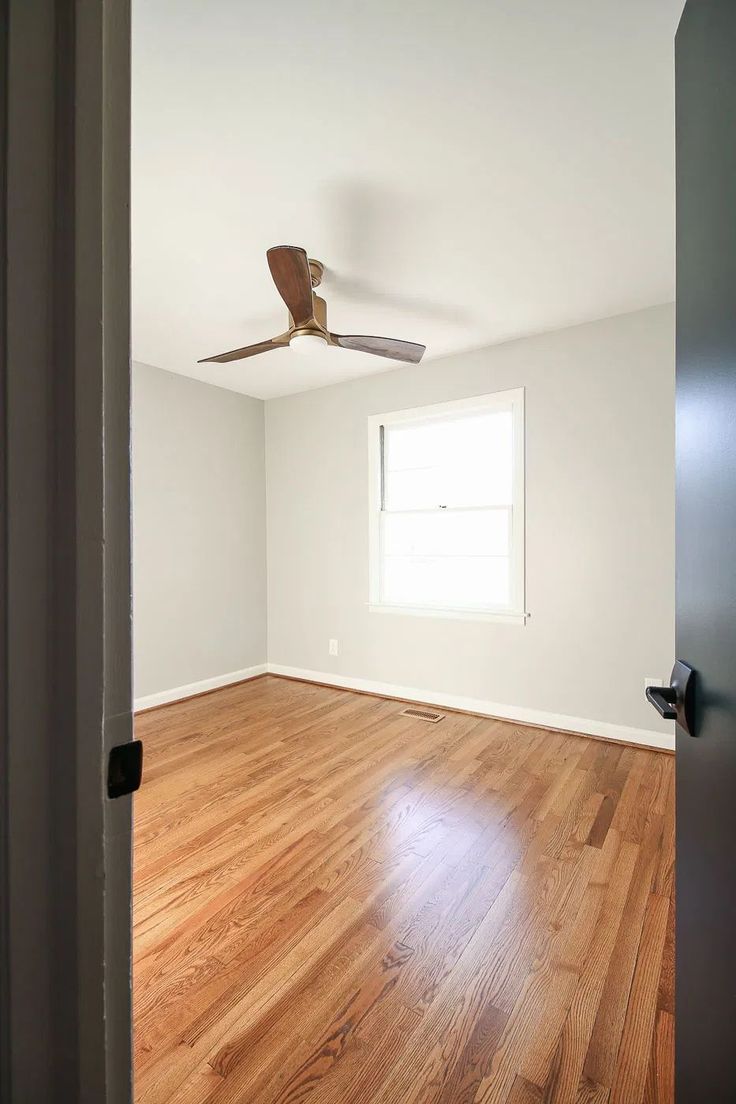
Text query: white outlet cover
329 639 339 656
644 676 665 689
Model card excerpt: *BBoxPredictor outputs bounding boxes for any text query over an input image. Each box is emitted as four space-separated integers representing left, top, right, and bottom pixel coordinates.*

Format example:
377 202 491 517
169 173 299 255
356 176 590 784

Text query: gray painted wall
265 305 675 736
132 362 266 699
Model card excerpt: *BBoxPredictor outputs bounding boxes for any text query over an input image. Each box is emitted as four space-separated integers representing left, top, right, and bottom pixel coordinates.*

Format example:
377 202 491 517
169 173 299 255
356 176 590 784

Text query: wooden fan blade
331 334 426 363
267 246 314 328
198 337 286 364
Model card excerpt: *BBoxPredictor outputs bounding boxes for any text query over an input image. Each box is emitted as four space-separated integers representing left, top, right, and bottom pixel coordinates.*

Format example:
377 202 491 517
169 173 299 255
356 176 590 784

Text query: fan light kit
290 333 328 356
199 246 426 367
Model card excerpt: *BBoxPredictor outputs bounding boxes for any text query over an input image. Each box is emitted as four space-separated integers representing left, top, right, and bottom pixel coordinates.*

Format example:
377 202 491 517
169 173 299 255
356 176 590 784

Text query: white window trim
367 389 527 624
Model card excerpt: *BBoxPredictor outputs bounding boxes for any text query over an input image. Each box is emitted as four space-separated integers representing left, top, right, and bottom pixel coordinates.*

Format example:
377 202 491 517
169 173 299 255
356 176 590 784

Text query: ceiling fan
198 245 426 365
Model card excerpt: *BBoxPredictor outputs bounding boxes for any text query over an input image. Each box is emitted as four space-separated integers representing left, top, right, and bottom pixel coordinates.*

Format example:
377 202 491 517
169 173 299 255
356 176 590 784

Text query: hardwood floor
133 675 674 1104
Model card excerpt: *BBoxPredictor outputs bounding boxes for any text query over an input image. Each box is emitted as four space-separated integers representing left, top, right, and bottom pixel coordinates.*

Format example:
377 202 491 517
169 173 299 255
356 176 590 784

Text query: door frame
1 1 132 1100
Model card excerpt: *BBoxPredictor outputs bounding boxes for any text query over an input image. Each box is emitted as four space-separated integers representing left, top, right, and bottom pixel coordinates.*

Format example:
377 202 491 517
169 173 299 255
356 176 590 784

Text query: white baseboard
267 663 675 752
133 660 674 751
134 664 267 712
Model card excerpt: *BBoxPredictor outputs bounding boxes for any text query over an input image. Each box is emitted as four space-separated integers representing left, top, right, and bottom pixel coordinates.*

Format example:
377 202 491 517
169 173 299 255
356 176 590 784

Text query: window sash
377 506 515 612
381 410 514 513
368 390 525 618
380 503 508 516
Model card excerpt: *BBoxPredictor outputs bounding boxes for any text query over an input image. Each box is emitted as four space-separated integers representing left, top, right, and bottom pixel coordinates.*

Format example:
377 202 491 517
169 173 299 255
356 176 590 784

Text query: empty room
128 1 675 1102
130 3 680 1102
7 1 736 1102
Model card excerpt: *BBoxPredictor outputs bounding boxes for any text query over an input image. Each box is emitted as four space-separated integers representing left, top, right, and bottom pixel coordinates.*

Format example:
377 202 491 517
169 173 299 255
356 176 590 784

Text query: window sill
367 603 528 625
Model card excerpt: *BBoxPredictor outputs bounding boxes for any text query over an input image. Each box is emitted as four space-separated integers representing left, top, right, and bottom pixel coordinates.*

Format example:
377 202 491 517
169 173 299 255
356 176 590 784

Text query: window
368 390 525 622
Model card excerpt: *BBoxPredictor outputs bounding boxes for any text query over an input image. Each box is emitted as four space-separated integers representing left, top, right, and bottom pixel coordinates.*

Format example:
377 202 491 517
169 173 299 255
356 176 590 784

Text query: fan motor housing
308 259 324 288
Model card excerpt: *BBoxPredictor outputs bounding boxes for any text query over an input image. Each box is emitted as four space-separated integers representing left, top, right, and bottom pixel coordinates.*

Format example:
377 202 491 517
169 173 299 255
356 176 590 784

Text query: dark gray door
675 2 736 1099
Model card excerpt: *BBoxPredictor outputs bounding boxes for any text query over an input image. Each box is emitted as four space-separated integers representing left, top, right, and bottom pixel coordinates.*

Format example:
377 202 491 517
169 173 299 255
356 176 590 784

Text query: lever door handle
646 685 677 720
645 660 696 736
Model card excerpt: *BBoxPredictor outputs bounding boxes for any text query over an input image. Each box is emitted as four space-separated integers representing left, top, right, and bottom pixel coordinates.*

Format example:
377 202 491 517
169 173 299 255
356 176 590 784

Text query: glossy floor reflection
133 676 674 1104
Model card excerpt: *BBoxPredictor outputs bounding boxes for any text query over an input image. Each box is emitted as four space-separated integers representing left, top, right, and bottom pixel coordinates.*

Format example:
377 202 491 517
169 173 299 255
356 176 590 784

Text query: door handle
646 685 677 719
645 660 696 736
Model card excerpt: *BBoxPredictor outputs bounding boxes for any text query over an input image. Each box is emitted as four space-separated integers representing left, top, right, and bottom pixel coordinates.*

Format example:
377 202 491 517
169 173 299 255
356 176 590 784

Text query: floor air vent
399 706 445 723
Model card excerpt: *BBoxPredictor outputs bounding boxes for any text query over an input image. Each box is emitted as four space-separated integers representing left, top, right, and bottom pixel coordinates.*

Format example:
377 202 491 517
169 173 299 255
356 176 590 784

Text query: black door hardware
645 660 696 736
107 740 143 798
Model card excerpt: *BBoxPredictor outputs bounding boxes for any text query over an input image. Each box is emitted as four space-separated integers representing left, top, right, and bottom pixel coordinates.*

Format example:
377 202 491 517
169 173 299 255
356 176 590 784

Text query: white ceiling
132 0 684 400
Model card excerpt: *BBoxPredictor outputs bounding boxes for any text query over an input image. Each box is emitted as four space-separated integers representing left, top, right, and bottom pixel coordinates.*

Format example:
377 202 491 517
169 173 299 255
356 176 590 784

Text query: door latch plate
107 740 143 798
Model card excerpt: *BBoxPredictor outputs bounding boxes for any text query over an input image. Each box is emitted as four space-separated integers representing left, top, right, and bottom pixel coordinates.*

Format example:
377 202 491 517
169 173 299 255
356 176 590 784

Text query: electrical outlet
329 639 339 656
644 676 664 690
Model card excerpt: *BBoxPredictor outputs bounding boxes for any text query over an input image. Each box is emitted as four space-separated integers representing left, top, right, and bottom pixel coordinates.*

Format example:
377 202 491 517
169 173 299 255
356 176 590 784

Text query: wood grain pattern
331 333 426 362
266 245 314 328
133 676 674 1104
198 338 286 365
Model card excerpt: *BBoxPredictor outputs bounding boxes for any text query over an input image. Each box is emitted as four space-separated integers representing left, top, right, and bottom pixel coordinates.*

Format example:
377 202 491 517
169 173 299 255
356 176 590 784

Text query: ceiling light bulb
290 333 328 357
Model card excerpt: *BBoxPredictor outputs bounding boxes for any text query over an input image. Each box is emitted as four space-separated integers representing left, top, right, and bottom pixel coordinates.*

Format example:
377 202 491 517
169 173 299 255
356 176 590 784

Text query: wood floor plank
609 894 670 1104
538 831 637 1104
643 1010 674 1104
134 676 674 1104
582 805 665 1091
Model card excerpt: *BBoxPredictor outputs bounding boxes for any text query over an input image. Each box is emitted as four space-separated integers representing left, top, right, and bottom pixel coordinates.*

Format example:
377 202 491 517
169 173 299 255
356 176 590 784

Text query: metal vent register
399 706 445 723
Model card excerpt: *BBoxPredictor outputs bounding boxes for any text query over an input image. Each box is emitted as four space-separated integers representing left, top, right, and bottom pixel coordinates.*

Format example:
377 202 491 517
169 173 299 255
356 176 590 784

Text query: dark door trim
1 1 132 1100
0 0 9 1097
